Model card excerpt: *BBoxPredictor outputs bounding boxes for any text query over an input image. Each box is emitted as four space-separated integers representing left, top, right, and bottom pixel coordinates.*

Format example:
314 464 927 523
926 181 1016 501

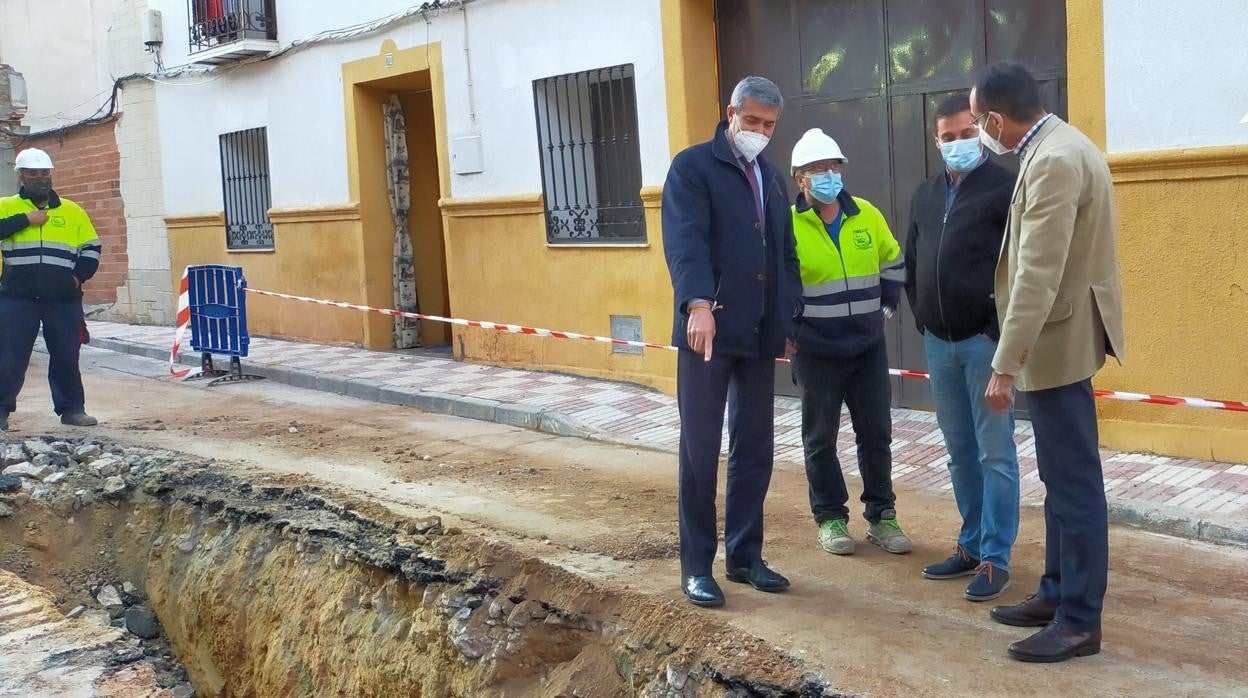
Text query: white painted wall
150 0 670 213
0 0 134 131
1103 0 1248 153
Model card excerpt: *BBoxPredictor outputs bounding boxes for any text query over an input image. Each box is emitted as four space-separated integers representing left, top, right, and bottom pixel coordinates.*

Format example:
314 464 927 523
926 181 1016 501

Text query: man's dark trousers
0 296 86 416
794 338 896 524
1028 378 1108 631
677 348 775 577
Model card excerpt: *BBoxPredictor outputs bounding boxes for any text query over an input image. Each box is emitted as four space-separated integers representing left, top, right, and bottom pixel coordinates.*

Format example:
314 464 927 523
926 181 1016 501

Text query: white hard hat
791 128 847 172
14 148 53 171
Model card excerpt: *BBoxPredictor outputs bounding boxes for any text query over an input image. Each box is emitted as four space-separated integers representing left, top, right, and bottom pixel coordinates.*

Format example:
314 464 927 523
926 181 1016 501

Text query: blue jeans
924 333 1020 569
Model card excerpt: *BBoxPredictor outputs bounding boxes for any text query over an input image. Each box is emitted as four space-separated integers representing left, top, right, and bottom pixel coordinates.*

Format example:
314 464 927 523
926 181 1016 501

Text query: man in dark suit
662 75 802 607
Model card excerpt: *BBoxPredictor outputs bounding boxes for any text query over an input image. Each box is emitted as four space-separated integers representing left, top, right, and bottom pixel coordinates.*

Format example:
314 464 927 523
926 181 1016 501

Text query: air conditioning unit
0 64 28 122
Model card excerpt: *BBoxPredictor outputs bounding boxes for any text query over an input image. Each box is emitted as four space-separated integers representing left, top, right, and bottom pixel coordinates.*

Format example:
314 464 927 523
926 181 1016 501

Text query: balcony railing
188 0 277 55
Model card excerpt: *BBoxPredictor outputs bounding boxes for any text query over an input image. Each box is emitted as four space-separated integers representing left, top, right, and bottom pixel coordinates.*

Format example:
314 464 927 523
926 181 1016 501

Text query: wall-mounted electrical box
143 9 164 46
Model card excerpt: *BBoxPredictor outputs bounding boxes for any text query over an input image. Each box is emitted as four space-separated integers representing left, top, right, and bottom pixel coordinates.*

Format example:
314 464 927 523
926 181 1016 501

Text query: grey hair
730 76 783 111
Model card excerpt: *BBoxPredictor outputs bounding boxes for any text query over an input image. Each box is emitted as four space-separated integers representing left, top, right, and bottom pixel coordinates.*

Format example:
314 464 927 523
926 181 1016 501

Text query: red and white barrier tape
243 287 680 352
165 284 1247 413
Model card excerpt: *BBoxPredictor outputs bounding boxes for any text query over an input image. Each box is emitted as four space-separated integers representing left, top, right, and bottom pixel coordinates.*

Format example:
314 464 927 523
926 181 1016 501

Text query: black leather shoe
725 561 790 593
682 575 725 607
991 594 1057 627
1008 621 1102 663
60 412 98 427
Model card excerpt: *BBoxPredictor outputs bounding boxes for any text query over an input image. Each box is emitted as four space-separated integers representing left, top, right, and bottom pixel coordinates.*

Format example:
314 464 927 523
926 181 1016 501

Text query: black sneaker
922 545 979 579
965 563 1010 602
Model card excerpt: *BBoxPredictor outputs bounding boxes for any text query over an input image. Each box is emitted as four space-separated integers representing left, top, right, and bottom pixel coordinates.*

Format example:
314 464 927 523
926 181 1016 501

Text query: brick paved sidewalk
87 320 1248 544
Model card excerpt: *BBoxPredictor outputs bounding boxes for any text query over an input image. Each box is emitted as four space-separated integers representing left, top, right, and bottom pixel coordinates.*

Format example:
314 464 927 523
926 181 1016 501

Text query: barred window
533 64 646 244
219 127 274 250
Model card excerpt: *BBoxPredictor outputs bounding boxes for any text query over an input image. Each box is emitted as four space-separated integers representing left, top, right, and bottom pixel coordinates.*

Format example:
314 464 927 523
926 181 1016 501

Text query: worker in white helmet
787 128 911 558
0 147 102 431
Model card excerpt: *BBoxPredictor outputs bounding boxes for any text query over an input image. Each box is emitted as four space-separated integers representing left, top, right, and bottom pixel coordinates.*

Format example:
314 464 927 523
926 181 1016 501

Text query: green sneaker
818 518 855 555
866 510 913 554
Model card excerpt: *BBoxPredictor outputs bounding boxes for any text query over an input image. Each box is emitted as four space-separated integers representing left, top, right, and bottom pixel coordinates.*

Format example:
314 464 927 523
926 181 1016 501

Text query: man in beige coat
970 62 1125 664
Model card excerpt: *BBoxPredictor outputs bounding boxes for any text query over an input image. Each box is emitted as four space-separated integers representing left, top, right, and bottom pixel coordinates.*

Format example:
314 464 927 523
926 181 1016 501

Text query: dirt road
7 347 1247 696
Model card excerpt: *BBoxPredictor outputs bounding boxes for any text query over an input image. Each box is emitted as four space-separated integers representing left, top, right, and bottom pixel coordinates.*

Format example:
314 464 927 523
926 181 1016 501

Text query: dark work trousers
794 338 896 525
1028 378 1108 631
0 296 87 416
677 348 776 577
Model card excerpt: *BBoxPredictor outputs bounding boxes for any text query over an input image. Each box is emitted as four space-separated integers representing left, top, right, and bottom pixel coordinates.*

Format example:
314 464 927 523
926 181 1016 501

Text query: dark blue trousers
676 348 775 577
1028 378 1108 631
0 296 86 416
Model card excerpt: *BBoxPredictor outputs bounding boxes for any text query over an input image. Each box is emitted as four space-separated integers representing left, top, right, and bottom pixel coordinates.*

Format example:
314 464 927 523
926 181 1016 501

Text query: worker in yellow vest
788 128 911 557
0 148 101 431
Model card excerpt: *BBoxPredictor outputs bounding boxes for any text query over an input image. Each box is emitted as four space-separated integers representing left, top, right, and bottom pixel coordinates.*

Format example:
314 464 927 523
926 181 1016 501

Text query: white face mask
978 113 1011 155
732 119 770 162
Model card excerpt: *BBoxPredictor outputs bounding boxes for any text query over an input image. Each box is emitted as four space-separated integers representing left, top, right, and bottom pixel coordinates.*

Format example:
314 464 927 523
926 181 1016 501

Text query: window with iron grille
533 64 646 243
219 127 274 250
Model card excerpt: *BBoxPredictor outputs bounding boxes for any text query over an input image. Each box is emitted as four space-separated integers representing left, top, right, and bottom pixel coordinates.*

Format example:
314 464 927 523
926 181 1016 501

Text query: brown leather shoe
990 594 1057 627
1008 621 1101 663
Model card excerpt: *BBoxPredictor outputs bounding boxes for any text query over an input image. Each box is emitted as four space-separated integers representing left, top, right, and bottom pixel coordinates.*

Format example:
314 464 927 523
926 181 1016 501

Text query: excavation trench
0 435 843 697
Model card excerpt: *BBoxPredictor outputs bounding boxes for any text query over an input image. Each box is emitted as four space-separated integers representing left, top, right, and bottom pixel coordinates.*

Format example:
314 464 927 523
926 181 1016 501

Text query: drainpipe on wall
0 139 15 195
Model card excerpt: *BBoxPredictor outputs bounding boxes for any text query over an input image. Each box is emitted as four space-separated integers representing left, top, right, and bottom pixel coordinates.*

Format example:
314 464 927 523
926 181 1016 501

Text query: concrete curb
87 336 1248 550
1107 501 1248 549
88 335 601 443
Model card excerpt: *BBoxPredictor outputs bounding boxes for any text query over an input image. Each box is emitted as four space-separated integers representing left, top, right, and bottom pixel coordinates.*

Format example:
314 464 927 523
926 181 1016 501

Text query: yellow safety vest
0 192 100 298
790 194 903 356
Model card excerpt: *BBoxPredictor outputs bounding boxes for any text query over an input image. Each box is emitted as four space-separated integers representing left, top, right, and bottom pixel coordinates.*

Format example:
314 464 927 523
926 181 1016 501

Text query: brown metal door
716 0 1067 409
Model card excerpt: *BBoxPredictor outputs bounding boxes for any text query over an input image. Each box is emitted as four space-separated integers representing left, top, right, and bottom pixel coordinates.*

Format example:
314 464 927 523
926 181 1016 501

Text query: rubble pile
0 436 182 519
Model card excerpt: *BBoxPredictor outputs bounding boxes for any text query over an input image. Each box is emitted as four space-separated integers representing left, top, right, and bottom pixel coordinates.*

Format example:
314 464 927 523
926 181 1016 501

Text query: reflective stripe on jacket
791 191 903 357
0 189 100 300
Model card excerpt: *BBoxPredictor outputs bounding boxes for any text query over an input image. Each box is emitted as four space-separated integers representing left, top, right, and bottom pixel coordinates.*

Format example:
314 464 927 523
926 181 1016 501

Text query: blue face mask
808 170 843 204
940 136 983 173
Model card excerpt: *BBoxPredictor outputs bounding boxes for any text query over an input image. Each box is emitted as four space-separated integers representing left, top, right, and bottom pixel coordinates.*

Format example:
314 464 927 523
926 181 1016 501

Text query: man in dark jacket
903 93 1019 603
662 76 802 608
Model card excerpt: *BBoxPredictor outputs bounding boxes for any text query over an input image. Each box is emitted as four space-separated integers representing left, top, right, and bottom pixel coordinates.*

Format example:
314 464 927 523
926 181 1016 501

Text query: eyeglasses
799 161 845 175
969 111 994 129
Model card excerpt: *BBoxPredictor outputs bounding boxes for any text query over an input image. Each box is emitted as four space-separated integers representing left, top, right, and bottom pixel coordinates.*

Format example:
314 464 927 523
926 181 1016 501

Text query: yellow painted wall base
165 207 367 344
1099 419 1248 466
440 190 677 394
1094 145 1248 463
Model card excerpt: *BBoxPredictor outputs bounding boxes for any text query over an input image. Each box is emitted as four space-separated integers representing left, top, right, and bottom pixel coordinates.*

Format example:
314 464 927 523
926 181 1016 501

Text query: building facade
2 0 1245 462
0 0 174 322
